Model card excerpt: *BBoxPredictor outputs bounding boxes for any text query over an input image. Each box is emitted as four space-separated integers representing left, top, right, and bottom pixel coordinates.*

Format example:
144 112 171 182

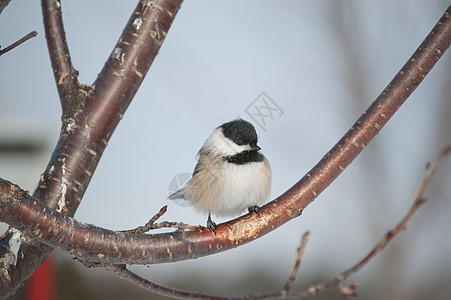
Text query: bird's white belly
208 161 270 217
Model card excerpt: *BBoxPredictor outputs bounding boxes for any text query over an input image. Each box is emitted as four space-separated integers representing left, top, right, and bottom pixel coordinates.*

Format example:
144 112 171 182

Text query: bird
168 119 271 233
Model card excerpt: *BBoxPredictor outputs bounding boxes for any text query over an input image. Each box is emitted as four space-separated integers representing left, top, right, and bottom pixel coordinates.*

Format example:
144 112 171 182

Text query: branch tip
337 284 358 299
0 30 38 56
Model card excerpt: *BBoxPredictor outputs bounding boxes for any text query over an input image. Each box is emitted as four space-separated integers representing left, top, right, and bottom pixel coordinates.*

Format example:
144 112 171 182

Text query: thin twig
0 31 37 56
306 144 451 297
284 231 310 292
121 205 198 234
141 221 198 231
108 264 235 300
121 206 168 234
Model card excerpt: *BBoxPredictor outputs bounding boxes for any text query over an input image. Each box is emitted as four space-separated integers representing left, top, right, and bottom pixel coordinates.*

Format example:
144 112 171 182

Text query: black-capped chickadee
168 119 271 233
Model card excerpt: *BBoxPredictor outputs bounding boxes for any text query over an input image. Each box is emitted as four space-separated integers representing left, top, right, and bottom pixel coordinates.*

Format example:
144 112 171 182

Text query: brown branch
41 0 79 114
0 0 183 298
306 144 451 297
121 206 199 233
122 205 169 234
108 265 239 300
283 232 310 293
0 31 37 56
1 3 450 269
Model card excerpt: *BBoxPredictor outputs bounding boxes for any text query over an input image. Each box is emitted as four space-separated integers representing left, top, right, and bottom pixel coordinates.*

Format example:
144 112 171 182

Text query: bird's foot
207 214 216 235
248 205 261 216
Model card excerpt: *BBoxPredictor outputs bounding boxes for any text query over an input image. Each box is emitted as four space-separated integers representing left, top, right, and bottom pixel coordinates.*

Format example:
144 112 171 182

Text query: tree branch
0 0 182 297
41 0 79 115
283 232 310 293
0 31 37 57
306 145 451 297
121 206 199 233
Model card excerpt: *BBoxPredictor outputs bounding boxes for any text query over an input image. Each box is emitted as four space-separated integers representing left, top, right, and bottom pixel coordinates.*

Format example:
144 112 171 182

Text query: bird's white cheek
204 129 250 156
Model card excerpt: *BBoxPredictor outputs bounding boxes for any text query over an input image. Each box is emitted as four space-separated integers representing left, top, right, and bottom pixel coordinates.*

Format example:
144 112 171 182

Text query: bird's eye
236 140 243 145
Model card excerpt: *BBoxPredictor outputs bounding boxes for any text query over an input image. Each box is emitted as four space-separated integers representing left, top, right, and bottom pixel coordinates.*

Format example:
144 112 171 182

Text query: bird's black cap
220 119 259 148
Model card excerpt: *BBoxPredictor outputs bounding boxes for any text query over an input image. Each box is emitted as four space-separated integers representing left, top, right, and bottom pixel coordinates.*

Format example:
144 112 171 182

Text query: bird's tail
168 188 185 200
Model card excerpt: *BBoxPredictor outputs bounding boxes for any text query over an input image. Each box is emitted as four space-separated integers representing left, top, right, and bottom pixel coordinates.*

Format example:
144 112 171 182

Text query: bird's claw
248 205 261 216
207 214 216 235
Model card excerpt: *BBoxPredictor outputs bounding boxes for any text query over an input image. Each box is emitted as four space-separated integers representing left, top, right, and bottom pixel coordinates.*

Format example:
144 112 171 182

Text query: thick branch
0 0 182 297
0 5 449 268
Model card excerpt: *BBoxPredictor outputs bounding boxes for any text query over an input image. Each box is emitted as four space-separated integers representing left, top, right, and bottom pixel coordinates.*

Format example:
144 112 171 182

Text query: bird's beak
251 145 261 151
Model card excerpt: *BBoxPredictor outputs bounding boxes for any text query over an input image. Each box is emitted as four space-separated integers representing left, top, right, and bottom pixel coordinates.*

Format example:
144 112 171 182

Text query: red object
26 255 56 300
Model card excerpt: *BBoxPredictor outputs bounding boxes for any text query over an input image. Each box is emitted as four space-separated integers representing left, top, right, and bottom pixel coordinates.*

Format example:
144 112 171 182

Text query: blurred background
1 0 450 299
